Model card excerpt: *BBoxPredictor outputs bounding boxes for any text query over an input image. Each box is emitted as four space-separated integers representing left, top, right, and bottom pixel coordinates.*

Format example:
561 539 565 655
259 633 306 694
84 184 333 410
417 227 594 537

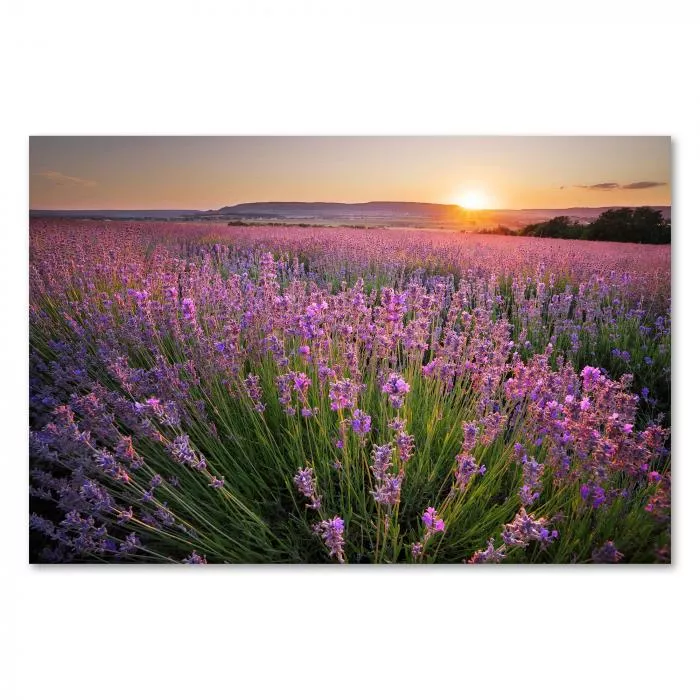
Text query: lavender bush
29 219 671 563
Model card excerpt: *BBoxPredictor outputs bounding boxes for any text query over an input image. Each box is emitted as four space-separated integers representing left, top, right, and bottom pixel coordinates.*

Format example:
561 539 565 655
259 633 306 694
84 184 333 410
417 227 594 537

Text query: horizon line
29 201 672 213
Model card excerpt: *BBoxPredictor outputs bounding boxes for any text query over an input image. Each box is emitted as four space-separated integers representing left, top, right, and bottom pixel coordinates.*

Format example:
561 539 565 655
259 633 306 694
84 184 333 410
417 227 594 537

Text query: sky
29 136 671 210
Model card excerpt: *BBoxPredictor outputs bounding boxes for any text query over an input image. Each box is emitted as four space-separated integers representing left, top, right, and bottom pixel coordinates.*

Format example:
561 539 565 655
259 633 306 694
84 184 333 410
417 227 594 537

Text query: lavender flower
117 506 133 524
381 372 410 409
370 443 394 481
119 532 141 554
170 434 196 464
350 409 372 435
182 551 208 564
30 513 56 538
244 373 266 413
454 453 486 490
293 466 321 510
313 517 345 563
421 507 445 535
169 435 207 471
155 504 176 527
461 422 479 452
292 372 311 396
592 541 624 563
581 366 602 392
467 538 506 564
580 483 606 508
502 508 557 549
329 378 361 411
371 472 404 506
181 297 196 323
388 417 407 432
519 454 544 506
395 431 415 463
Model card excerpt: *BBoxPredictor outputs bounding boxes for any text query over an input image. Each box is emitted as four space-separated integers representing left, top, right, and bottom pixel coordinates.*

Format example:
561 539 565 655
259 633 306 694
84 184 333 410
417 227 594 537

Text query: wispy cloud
37 170 97 188
570 181 667 191
621 181 666 190
577 182 620 190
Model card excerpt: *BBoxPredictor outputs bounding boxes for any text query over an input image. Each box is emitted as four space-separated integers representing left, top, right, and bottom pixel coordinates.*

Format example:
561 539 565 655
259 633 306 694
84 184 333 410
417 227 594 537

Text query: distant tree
519 216 585 240
516 208 670 244
469 225 517 236
586 207 670 244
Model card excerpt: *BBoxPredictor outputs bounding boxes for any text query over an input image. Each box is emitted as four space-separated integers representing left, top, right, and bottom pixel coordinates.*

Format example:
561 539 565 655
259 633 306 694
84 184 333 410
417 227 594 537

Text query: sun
456 190 492 210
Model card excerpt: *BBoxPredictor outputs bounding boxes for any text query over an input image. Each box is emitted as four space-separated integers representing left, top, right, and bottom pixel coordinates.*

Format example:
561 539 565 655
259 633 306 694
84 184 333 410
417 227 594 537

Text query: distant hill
30 202 671 230
212 201 671 228
30 209 201 220
215 201 460 218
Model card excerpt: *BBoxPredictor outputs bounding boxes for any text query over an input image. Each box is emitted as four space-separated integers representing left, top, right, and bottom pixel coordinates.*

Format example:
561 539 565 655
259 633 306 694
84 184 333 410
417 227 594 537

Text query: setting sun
456 190 492 210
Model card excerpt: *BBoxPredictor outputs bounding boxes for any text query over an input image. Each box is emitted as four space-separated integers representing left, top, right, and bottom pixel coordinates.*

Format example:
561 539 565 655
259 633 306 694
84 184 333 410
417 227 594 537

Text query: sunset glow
29 136 671 211
456 190 493 210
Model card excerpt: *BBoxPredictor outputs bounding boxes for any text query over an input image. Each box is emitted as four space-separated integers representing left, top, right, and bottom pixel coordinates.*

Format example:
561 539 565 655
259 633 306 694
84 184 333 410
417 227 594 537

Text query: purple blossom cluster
592 541 624 563
182 551 208 564
169 434 206 471
467 538 506 564
370 443 404 506
277 371 313 415
381 372 411 409
395 431 415 463
293 466 322 510
350 409 372 435
411 506 446 561
329 378 362 411
514 446 544 506
421 507 445 534
466 508 559 564
313 517 345 563
453 421 486 491
501 508 558 549
454 453 486 491
243 373 265 413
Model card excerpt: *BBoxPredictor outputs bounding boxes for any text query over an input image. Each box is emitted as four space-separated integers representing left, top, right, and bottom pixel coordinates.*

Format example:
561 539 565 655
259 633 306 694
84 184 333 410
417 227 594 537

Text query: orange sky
29 136 671 210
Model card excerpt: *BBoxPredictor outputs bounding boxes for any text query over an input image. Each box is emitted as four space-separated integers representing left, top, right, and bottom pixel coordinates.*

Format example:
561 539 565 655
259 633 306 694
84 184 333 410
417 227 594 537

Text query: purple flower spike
592 541 624 563
293 467 322 510
182 551 208 564
381 372 410 409
422 507 445 534
467 538 506 564
313 517 345 563
329 378 361 411
351 409 372 435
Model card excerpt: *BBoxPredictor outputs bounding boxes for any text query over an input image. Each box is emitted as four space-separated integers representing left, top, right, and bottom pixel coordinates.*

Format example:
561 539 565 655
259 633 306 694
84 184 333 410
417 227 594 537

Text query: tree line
472 207 671 244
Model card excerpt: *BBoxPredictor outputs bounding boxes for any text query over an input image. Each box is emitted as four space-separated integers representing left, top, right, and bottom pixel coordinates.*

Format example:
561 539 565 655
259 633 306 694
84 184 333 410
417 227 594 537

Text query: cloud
576 182 620 190
570 180 667 191
621 181 666 190
38 170 97 188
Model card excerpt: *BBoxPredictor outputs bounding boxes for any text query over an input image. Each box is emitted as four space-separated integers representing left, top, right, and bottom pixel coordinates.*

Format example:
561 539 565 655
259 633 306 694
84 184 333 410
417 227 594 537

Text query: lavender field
29 219 671 563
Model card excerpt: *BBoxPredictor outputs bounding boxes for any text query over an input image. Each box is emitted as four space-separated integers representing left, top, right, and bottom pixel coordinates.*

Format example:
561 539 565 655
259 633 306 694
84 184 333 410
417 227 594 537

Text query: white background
1 2 698 699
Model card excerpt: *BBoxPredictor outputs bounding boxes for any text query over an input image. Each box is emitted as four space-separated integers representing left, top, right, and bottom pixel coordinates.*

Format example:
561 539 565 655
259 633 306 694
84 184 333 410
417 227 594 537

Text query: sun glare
456 190 492 210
